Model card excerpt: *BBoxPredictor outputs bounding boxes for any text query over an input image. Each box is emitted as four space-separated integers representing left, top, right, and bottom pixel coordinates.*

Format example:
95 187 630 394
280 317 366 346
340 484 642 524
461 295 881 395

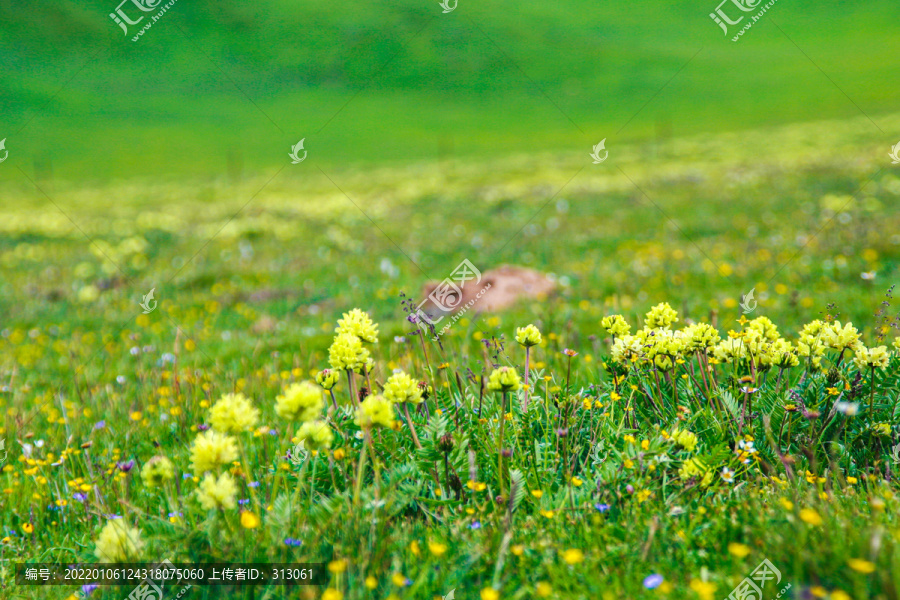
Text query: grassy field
2 109 900 599
3 1 900 599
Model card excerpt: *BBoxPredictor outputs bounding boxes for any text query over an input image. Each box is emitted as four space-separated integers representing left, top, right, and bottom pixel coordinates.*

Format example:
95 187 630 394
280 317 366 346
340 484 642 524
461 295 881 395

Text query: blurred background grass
1 0 900 381
1 0 899 179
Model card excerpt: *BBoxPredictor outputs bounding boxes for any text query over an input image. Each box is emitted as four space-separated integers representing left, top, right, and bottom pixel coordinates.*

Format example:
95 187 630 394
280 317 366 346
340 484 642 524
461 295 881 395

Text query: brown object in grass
419 265 555 321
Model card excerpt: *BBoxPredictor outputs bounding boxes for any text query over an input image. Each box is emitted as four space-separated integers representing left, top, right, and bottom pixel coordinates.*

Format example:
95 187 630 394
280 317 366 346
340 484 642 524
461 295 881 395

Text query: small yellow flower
728 542 751 558
830 591 852 600
778 497 794 511
328 559 347 574
240 511 260 529
847 558 875 574
322 589 343 600
22 523 33 534
391 573 409 587
562 548 584 564
846 476 857 484
531 490 543 499
511 544 524 556
540 510 555 519
799 508 823 526
364 576 378 589
428 541 447 556
480 588 499 600
689 579 718 600
570 476 583 487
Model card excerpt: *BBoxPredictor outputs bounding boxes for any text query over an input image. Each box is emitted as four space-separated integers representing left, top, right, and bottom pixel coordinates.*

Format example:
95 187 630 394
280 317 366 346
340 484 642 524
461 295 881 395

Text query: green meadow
1 1 900 599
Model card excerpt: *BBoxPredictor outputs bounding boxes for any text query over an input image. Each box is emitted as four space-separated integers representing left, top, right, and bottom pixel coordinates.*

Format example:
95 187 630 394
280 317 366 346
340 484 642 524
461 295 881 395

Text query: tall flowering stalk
487 367 521 498
515 325 542 412
384 371 424 448
328 332 370 406
353 395 393 505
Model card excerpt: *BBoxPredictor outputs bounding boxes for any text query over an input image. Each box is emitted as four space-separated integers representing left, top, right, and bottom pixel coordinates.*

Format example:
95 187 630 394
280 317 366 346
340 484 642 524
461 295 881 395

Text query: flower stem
523 347 531 412
402 403 423 449
498 391 507 498
353 431 369 506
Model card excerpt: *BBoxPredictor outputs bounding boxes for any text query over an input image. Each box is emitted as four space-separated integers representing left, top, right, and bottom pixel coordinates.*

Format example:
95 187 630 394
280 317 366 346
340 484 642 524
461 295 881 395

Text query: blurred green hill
1 0 898 180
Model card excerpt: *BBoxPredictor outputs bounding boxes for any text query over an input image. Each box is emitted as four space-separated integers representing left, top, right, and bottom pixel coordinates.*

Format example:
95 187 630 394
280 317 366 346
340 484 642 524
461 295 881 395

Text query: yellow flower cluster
383 371 423 404
209 393 260 433
196 472 237 510
487 366 521 392
335 308 379 343
515 324 543 347
355 394 394 429
853 345 889 370
140 456 175 488
328 332 371 372
671 429 698 453
679 457 713 487
315 368 340 390
95 520 144 562
275 381 324 422
297 420 334 450
190 430 238 474
601 314 630 338
603 305 896 375
644 302 678 329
